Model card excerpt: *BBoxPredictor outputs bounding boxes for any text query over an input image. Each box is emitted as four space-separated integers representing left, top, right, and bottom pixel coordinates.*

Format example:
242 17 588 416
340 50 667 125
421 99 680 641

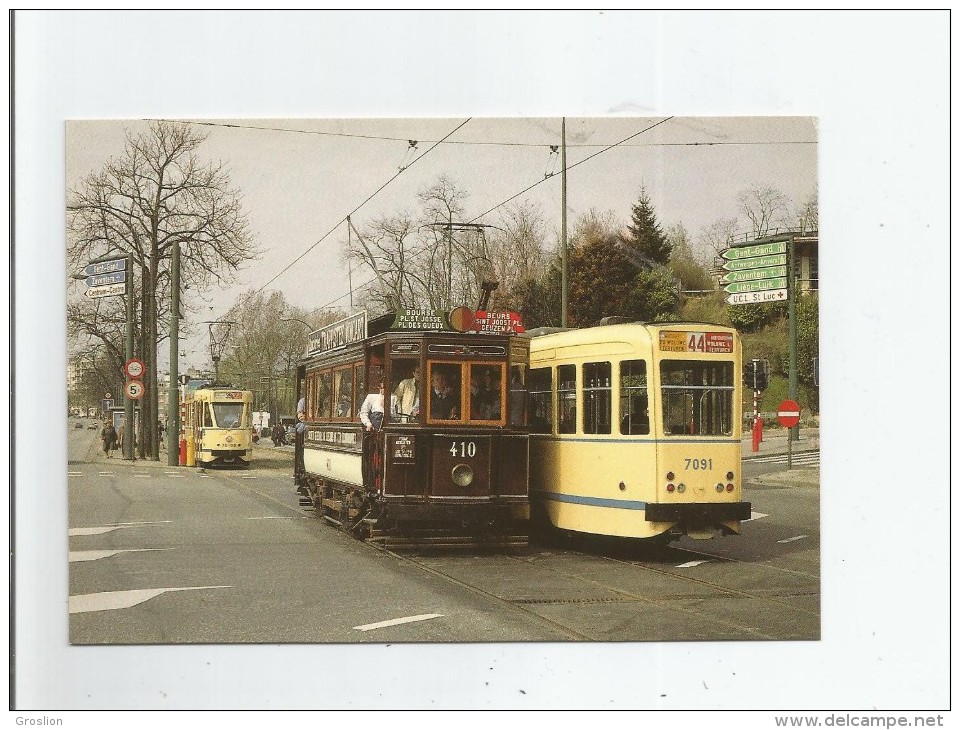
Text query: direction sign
726 289 788 305
777 399 800 428
83 283 125 299
722 241 787 260
101 398 114 413
83 258 126 276
125 380 145 400
722 265 787 284
724 276 787 294
124 358 146 379
86 271 126 287
722 253 787 272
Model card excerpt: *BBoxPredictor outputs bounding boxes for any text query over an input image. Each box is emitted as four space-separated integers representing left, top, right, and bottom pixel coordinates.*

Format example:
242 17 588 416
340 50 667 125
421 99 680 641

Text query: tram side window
508 364 528 426
557 364 577 434
354 364 366 418
318 370 333 420
333 367 353 419
583 361 612 434
528 367 552 434
619 359 649 435
660 360 734 436
468 363 503 421
203 404 214 428
427 362 462 420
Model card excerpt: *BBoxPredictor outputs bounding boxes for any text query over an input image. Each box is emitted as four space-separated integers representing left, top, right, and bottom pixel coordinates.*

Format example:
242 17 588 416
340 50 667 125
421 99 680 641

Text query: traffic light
743 359 770 391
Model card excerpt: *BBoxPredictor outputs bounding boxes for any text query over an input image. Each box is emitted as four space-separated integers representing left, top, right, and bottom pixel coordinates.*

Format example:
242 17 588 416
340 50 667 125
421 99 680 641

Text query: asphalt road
68 419 820 645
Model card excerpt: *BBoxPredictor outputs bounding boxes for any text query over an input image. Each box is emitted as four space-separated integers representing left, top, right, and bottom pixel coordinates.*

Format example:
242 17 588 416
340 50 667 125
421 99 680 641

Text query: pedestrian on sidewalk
100 421 117 458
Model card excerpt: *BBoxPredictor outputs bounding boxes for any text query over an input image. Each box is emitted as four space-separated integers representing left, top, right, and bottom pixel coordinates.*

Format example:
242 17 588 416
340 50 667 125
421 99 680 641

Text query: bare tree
796 187 819 234
488 201 547 309
699 217 740 259
738 185 792 238
67 121 258 459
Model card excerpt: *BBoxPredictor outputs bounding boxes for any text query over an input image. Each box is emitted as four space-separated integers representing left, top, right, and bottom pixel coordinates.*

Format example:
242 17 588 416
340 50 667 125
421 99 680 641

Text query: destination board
659 331 734 354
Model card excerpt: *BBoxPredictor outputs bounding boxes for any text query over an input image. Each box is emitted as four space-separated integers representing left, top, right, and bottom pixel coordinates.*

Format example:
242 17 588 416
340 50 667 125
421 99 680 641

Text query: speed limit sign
124 357 146 379
125 380 145 400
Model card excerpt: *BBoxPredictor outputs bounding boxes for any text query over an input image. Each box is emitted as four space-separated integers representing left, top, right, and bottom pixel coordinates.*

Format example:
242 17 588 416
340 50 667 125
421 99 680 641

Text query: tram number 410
449 441 477 458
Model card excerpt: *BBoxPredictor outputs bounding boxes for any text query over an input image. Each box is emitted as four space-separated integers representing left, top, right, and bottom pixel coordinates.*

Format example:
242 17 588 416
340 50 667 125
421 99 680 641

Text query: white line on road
69 548 174 562
69 521 173 536
676 560 711 568
68 586 232 614
353 614 444 631
745 512 769 521
777 535 810 544
68 472 83 476
97 472 115 476
245 516 298 520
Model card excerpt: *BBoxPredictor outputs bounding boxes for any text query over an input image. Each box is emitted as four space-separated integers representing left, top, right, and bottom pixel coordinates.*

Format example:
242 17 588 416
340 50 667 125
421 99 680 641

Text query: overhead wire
308 116 679 314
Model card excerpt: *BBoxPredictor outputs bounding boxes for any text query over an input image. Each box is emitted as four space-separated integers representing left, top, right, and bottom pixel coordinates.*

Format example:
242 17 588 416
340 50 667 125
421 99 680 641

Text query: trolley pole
123 253 135 460
166 240 181 465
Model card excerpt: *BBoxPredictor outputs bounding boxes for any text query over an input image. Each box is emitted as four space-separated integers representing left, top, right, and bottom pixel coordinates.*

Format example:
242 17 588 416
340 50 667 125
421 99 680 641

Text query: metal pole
166 241 180 465
787 235 798 442
123 254 135 460
561 116 568 328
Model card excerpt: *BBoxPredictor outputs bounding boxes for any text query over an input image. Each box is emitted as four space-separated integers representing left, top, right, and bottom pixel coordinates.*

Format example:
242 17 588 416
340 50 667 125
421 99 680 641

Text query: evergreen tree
624 187 671 265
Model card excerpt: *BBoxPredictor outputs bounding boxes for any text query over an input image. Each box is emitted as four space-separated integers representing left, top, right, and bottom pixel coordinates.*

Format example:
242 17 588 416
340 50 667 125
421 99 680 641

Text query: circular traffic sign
124 357 146 379
777 399 801 428
125 380 145 400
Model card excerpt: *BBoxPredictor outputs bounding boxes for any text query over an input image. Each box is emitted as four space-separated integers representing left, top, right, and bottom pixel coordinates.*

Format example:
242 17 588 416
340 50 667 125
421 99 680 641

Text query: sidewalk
742 426 819 458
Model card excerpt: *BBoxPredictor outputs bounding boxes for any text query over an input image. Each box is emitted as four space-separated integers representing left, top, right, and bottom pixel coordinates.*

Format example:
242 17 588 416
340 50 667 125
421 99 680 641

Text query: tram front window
660 360 734 436
212 403 244 429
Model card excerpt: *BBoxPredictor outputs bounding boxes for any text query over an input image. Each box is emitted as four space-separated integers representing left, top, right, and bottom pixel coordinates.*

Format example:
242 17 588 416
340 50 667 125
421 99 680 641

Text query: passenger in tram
429 370 459 420
393 364 420 420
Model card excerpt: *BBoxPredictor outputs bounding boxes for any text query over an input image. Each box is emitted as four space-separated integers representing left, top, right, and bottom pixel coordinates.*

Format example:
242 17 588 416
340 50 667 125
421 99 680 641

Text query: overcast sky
14 9 949 713
67 115 817 368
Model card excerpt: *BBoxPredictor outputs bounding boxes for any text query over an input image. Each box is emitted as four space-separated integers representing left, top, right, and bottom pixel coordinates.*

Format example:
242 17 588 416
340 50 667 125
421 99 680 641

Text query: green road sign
724 276 787 294
722 253 787 271
722 265 787 284
721 241 787 260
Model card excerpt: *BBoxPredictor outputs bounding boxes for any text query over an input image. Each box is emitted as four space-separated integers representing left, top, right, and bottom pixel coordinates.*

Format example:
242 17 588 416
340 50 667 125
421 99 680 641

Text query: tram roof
526 321 737 346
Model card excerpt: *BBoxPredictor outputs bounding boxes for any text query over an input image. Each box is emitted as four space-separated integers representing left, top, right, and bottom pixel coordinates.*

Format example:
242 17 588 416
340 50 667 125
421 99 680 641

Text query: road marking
676 560 710 568
745 511 769 521
134 474 152 478
68 586 232 614
353 614 444 631
98 472 115 476
777 534 809 544
68 472 83 476
245 515 297 520
69 548 174 562
69 520 173 536
240 475 257 480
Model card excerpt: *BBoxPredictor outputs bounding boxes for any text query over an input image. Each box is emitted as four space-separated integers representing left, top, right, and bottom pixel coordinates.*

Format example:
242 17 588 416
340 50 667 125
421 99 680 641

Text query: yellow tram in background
182 381 255 468
294 308 530 547
527 322 750 542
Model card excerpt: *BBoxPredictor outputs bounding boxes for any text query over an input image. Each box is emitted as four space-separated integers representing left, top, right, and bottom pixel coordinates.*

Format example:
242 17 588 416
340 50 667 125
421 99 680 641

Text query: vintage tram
182 381 255 468
527 321 750 542
294 308 530 547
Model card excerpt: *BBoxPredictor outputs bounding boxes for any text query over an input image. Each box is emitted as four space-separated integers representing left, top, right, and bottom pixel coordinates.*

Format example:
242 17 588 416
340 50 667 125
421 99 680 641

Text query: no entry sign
777 399 801 428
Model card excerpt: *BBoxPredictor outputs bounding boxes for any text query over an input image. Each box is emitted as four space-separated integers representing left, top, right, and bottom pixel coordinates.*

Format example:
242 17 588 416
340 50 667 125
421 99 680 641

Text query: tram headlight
716 483 725 493
677 483 686 493
451 463 474 487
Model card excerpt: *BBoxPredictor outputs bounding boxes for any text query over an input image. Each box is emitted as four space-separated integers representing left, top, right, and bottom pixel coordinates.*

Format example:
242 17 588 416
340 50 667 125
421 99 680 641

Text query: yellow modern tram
527 322 750 542
183 382 255 468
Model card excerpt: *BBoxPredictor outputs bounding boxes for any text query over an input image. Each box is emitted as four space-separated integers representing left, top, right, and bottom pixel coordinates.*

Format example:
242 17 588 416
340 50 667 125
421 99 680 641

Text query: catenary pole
166 240 181 464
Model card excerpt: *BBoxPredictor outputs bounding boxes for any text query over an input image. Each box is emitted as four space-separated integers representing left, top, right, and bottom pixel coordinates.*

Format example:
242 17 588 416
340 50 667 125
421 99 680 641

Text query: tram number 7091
685 458 713 470
450 441 478 458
